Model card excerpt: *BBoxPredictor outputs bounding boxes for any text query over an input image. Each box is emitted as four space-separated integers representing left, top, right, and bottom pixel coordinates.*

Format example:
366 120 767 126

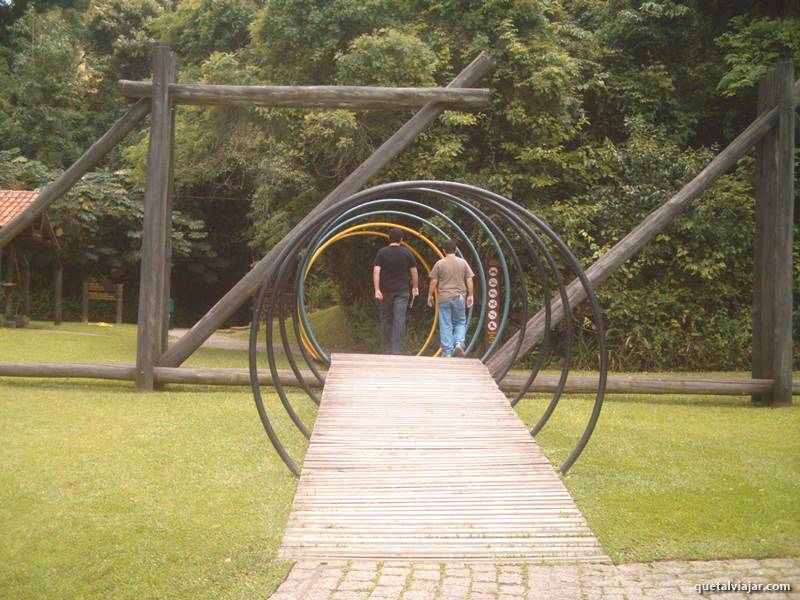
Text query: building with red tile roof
1 189 62 323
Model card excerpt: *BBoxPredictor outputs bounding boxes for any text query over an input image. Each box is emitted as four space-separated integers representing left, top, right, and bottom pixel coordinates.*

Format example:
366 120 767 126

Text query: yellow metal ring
302 223 443 358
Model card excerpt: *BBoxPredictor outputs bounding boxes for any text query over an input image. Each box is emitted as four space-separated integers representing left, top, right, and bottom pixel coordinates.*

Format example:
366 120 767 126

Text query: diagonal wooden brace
485 74 800 379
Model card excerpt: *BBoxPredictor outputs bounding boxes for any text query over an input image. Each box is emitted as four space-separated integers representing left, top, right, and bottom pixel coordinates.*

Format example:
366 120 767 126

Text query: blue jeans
438 295 466 357
380 291 409 354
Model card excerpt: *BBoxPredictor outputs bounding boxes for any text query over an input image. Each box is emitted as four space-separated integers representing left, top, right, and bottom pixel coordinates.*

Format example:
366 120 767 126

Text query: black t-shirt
373 245 415 293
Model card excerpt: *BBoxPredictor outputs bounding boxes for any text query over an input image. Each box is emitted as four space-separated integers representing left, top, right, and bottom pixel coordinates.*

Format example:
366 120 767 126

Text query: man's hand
466 294 474 308
411 287 419 298
427 295 434 307
375 289 383 301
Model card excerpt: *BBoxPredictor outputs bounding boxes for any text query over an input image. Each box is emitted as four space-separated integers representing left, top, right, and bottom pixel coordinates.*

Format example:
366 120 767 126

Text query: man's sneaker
453 345 465 358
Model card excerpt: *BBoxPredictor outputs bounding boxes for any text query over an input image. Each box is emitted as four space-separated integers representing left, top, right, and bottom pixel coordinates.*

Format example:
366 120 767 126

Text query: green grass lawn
228 305 355 352
0 323 315 599
1 321 798 599
517 393 800 563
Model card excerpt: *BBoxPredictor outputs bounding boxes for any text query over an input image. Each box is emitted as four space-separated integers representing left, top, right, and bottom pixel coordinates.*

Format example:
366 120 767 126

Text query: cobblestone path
269 557 800 599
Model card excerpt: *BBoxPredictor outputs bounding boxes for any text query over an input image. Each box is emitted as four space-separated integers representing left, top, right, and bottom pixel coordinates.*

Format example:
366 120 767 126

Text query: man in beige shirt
426 239 475 357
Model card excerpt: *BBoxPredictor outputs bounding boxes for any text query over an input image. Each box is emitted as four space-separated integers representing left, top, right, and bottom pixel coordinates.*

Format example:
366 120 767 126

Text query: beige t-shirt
430 255 475 301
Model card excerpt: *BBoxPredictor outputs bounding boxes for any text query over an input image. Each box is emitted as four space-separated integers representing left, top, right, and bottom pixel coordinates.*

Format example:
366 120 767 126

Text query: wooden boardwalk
279 353 608 562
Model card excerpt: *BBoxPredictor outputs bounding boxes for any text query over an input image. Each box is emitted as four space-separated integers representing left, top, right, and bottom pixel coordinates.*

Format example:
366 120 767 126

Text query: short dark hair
443 239 457 254
388 228 403 243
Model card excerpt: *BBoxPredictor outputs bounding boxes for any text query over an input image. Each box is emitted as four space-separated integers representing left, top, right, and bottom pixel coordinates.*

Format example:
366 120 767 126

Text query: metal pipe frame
249 181 608 476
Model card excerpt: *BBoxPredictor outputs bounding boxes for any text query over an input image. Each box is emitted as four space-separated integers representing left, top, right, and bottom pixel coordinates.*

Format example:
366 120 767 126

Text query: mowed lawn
0 321 798 599
0 323 315 599
516 393 800 563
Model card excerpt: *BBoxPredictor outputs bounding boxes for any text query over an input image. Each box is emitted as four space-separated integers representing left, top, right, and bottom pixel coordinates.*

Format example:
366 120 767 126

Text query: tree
0 8 85 167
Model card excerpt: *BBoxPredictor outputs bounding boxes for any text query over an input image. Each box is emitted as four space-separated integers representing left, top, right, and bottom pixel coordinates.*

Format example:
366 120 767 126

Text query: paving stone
401 591 435 600
377 574 407 586
346 570 379 582
472 569 497 582
408 579 437 592
352 562 382 570
439 591 469 600
499 582 525 595
412 562 443 571
471 580 499 594
499 572 523 585
368 586 404 599
338 580 374 592
382 567 410 577
471 563 496 572
440 583 470 596
314 576 342 591
331 591 370 600
412 570 441 581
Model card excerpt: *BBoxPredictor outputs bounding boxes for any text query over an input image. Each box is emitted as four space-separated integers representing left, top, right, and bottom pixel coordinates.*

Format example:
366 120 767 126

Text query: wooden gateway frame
0 45 795 404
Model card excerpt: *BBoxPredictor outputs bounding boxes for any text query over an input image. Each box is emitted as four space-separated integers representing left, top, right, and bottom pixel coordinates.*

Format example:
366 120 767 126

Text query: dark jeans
379 291 409 354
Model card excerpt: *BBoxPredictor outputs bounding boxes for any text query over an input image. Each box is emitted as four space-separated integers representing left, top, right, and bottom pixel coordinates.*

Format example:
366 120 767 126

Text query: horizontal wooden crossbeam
117 81 491 109
2 360 799 396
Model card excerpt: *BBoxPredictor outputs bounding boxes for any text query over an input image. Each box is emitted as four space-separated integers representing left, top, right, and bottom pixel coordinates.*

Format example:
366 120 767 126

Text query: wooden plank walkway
279 353 608 562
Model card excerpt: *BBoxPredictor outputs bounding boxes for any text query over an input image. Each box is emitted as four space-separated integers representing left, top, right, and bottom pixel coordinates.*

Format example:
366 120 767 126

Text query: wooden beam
53 254 62 326
1 361 799 396
158 51 496 368
753 61 795 406
500 373 785 396
20 252 30 315
753 67 779 403
117 81 491 110
0 362 316 388
0 362 137 380
115 284 124 325
0 100 150 250
152 366 316 387
80 281 89 324
135 45 177 391
3 244 15 318
161 58 177 354
485 75 800 378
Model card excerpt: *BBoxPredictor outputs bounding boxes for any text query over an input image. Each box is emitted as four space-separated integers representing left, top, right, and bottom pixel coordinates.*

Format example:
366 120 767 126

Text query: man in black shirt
373 228 419 354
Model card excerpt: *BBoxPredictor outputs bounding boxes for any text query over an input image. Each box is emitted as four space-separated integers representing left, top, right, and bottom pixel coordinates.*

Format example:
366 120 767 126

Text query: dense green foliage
0 0 797 368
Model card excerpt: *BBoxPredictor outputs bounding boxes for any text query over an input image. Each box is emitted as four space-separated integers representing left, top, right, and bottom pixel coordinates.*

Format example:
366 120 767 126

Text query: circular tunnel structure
249 181 608 476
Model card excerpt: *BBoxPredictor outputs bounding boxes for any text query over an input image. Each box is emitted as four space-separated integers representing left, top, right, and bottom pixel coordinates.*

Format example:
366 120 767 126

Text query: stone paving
269 558 800 599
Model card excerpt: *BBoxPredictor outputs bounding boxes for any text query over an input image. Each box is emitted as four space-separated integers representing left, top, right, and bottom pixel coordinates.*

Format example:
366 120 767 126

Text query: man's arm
410 266 419 297
427 277 438 307
373 265 383 300
466 274 474 308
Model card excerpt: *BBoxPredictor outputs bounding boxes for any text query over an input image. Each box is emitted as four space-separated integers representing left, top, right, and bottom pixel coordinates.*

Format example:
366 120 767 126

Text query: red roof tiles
0 190 39 228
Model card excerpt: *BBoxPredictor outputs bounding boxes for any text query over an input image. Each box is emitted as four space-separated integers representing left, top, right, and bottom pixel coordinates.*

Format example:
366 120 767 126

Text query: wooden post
753 61 795 406
135 44 177 391
21 252 30 316
81 281 89 323
53 255 63 326
2 244 14 319
115 284 124 325
161 58 177 355
158 52 496 368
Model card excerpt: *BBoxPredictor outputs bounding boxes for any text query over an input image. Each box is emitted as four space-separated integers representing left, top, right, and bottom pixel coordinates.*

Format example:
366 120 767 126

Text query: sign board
484 259 501 345
81 281 124 324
